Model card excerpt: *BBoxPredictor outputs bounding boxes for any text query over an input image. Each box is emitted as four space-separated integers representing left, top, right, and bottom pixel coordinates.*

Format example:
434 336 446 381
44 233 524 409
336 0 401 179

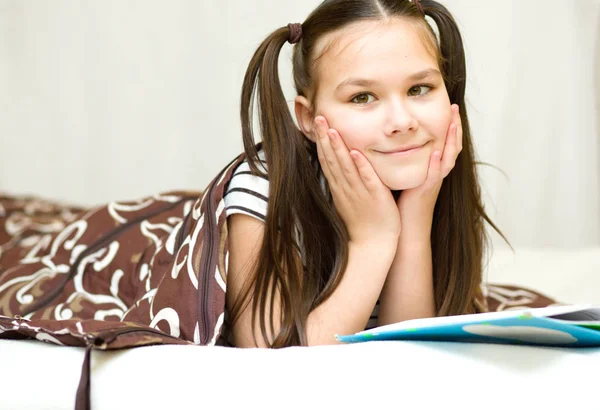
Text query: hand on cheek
313 115 402 244
396 104 463 240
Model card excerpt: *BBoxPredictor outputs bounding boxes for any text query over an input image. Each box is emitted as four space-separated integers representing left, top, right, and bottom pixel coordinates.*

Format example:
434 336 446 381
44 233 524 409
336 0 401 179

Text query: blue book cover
335 304 600 347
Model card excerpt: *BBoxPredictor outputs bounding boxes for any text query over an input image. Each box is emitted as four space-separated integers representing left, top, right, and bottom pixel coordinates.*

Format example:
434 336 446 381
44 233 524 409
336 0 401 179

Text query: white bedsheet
2 246 599 410
1 338 599 410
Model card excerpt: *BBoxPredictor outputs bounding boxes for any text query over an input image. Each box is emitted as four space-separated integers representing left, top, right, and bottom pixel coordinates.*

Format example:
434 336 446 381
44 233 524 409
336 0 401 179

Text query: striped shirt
223 149 380 330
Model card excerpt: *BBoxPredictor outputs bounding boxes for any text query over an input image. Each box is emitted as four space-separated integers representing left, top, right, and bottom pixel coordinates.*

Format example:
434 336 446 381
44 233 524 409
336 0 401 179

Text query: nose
384 99 418 136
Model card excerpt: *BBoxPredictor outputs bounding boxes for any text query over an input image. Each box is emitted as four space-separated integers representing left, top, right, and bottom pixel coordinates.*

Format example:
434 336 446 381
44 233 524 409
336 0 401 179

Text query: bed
1 246 598 410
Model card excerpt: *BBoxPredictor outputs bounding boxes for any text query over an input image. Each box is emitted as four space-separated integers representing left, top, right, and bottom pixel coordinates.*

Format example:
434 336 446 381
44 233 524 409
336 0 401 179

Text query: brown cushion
483 283 562 312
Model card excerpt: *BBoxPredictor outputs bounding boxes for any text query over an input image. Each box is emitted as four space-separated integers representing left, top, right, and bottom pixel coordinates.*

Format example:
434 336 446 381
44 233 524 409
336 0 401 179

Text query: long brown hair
232 0 511 347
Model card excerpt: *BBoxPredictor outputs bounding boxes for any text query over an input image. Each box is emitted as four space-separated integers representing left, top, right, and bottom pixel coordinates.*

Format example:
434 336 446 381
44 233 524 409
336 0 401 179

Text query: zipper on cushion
22 198 190 316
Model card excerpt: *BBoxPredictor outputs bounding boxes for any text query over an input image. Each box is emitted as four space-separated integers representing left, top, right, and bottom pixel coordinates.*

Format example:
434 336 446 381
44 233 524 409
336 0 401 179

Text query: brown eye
408 85 431 97
351 93 374 104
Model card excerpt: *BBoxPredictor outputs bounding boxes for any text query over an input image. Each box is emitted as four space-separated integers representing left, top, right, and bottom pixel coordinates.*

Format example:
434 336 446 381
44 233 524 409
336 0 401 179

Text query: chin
384 179 425 191
381 168 428 191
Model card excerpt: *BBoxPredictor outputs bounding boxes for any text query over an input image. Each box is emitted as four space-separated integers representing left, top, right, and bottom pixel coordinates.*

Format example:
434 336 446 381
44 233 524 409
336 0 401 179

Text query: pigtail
237 26 319 347
241 27 292 176
419 1 511 315
419 1 465 100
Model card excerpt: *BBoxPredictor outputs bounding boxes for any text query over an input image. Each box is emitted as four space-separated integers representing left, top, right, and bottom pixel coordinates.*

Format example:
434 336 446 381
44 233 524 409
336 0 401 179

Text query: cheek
425 104 452 149
319 109 374 150
433 120 450 149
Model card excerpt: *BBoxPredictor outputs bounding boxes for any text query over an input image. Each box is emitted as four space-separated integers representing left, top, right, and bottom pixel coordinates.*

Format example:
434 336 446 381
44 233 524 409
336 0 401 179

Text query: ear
294 95 316 143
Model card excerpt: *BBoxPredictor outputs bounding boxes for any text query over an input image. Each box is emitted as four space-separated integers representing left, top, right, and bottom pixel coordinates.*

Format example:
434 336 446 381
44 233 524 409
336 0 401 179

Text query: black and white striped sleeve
224 157 269 222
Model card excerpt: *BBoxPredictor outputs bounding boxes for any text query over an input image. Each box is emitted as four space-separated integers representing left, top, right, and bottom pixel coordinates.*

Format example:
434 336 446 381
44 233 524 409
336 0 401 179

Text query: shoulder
224 149 269 222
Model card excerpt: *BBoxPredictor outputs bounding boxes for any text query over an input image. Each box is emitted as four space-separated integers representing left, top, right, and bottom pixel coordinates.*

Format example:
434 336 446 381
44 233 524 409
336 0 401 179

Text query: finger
428 150 442 182
316 135 335 186
456 105 463 152
451 104 463 153
314 116 337 185
328 129 366 191
350 150 385 195
440 106 460 170
316 116 345 185
440 123 458 177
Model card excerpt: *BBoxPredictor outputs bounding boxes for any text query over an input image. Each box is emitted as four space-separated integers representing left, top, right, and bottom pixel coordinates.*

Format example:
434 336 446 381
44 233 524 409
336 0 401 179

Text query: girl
223 0 509 348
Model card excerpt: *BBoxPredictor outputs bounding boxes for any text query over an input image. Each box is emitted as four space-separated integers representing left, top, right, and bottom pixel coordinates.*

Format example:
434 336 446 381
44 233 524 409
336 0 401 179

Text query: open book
335 304 600 347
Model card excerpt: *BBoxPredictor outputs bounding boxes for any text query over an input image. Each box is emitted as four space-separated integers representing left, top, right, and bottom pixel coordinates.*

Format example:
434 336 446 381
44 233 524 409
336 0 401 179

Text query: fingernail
328 130 335 141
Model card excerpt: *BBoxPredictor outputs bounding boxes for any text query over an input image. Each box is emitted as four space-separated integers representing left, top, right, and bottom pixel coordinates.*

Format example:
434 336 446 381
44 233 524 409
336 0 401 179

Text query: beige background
0 0 598 249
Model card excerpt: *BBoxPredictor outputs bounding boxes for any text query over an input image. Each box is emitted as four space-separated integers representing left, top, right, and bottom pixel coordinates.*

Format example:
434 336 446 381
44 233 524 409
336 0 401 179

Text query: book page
359 304 596 334
547 307 600 322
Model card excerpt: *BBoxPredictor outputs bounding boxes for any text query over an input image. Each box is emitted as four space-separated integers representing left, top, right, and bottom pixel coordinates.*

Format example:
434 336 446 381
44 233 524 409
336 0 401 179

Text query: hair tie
287 23 303 44
413 0 425 14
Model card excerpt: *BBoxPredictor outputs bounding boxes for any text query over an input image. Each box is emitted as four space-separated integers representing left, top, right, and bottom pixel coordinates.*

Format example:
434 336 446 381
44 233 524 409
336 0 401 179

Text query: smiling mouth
377 143 426 156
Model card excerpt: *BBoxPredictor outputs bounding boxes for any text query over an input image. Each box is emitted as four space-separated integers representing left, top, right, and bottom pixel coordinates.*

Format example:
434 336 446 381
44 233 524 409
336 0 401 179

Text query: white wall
0 0 598 248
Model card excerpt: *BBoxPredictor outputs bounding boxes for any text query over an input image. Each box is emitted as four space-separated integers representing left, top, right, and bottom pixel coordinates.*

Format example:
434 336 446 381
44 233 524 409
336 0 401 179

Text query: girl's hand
396 104 463 241
314 116 401 246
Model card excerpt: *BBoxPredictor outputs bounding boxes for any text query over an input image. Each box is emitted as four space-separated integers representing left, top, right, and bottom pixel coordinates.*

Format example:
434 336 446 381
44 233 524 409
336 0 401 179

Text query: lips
378 143 425 154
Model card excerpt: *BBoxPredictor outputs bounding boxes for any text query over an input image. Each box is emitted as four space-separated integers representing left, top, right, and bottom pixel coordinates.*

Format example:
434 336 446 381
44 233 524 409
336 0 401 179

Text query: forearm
306 240 396 345
377 241 436 326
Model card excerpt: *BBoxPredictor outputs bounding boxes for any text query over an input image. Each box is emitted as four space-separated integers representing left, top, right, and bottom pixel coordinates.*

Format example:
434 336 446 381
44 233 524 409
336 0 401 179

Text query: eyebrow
334 68 442 92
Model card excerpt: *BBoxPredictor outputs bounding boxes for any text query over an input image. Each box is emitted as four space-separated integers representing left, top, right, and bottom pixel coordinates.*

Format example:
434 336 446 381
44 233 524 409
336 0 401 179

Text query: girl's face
296 19 452 190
